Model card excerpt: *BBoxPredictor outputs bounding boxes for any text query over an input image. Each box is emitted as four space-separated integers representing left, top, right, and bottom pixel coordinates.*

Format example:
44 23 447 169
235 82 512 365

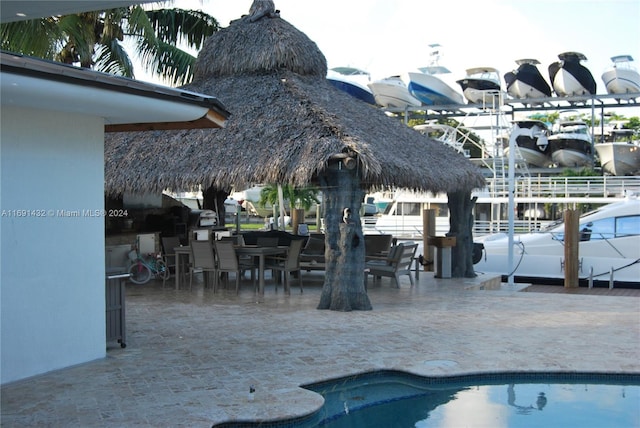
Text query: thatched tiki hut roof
104 10 485 195
105 2 486 311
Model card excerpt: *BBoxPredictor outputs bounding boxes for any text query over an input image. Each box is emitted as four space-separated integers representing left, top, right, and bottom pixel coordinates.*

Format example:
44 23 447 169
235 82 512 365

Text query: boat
548 52 597 96
407 44 465 106
456 67 503 105
504 59 552 100
367 75 422 109
326 67 376 105
503 119 551 167
547 119 593 167
595 126 640 176
601 55 640 95
413 123 468 156
473 197 640 286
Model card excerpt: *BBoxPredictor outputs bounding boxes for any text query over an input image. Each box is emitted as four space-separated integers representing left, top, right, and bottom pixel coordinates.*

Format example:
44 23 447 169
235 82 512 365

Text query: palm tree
0 4 219 86
258 184 320 212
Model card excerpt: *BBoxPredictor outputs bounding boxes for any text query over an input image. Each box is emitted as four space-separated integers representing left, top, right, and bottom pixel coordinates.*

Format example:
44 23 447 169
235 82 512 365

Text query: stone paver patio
1 271 639 427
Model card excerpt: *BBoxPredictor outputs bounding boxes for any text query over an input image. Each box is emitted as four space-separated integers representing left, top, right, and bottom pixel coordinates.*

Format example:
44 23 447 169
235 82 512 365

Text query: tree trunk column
317 165 372 311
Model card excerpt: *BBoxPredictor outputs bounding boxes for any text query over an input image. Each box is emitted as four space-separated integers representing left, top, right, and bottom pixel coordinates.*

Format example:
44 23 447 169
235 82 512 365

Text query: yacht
326 67 376 105
474 197 640 286
547 119 593 167
456 67 503 105
407 44 465 106
601 55 640 95
548 52 597 96
503 119 551 167
504 59 552 100
367 75 422 109
595 127 640 176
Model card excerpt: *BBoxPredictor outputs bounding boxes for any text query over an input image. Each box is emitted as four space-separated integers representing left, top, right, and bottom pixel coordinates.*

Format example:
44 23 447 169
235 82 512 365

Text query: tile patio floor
2 271 639 427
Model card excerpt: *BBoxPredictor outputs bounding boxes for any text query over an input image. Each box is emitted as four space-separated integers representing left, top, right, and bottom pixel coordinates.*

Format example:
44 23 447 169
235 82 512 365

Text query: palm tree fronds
138 40 196 86
0 19 62 58
94 39 134 77
125 5 158 46
145 8 219 51
56 14 99 67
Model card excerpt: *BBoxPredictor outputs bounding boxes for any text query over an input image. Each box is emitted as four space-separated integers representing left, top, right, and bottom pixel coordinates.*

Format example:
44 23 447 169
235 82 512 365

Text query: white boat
407 44 465 106
547 119 593 167
503 120 551 167
326 67 376 105
456 67 503 105
595 128 640 176
368 174 640 239
504 59 552 100
474 197 640 286
367 75 422 109
548 52 597 96
413 123 467 156
601 55 640 95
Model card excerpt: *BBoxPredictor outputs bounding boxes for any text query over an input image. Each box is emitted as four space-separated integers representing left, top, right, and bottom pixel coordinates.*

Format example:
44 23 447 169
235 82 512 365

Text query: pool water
301 371 640 428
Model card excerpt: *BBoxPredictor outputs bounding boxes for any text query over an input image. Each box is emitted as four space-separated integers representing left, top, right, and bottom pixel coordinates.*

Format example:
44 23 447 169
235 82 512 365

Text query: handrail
484 176 640 199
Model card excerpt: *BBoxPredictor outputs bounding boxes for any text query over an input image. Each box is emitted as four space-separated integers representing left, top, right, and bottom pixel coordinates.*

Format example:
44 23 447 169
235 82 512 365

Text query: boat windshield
550 214 640 241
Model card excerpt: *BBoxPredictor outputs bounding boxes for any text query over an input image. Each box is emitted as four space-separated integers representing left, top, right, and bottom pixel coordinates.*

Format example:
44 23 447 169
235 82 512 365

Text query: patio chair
265 239 305 294
189 240 217 291
214 240 245 294
161 236 181 288
365 242 418 289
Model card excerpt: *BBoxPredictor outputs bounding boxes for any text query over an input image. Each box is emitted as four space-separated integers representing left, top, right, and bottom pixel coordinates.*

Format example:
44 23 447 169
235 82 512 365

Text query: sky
150 0 640 90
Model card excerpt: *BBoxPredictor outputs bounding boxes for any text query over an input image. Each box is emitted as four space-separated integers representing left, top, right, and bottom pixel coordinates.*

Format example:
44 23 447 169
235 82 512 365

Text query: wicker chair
265 239 305 294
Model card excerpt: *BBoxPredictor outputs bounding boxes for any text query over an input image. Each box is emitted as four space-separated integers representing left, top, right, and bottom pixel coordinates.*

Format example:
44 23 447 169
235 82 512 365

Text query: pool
304 371 640 428
213 370 640 427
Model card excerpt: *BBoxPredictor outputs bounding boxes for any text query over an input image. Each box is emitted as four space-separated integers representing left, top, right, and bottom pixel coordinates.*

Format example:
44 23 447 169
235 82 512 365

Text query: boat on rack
473 197 640 287
326 67 376 105
367 75 422 109
595 126 640 176
407 44 465 106
601 55 640 95
456 67 503 105
503 120 551 167
504 59 552 100
548 52 597 96
547 119 593 167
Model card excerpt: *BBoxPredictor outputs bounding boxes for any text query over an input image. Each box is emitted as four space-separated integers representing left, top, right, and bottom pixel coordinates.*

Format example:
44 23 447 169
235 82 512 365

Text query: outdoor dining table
173 246 192 290
234 245 287 296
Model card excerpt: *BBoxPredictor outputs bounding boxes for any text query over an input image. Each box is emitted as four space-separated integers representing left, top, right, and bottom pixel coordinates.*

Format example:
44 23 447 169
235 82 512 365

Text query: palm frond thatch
105 13 485 196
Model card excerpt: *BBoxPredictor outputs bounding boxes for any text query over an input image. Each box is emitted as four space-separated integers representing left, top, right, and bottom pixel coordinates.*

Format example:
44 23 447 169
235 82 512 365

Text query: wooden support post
292 208 304 235
422 209 436 272
564 209 579 288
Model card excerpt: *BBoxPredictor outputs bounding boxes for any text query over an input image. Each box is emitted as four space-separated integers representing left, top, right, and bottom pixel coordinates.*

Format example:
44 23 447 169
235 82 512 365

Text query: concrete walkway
2 271 639 427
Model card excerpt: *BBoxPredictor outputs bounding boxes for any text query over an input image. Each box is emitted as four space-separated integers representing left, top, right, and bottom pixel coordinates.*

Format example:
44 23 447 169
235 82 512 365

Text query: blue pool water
302 371 640 428
213 371 640 427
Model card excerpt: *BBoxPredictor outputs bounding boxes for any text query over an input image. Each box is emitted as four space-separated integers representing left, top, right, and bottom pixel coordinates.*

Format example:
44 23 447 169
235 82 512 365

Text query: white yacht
601 55 640 95
474 197 640 286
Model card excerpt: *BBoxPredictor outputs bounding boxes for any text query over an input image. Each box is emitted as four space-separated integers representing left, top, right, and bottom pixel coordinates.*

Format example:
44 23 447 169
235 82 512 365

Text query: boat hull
457 78 502 104
474 198 640 286
327 76 376 105
550 68 595 96
595 142 640 176
368 77 422 108
508 146 551 168
407 72 464 105
504 63 552 99
548 137 593 167
549 60 597 96
503 120 551 167
601 68 640 94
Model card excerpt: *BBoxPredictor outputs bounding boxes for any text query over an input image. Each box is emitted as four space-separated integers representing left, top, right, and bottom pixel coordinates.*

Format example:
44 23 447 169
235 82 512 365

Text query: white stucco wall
1 106 106 384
